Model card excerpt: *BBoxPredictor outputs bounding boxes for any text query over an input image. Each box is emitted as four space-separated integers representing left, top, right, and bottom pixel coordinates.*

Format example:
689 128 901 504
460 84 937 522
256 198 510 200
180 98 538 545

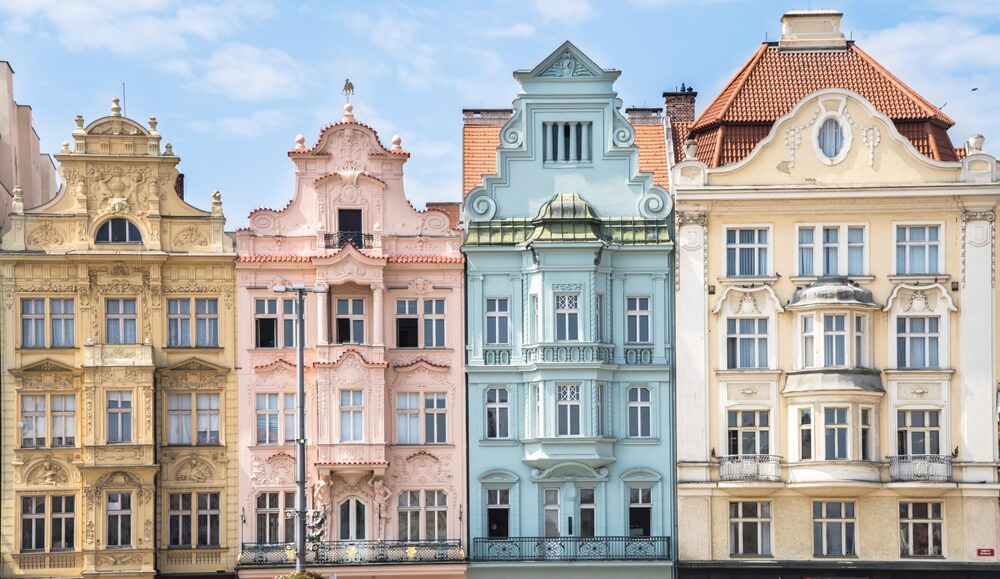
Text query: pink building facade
234 104 466 578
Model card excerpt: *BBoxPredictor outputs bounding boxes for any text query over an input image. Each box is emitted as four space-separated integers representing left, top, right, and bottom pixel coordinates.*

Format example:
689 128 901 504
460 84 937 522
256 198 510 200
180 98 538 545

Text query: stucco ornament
540 51 596 78
26 221 65 246
173 225 208 247
312 478 332 514
27 461 69 486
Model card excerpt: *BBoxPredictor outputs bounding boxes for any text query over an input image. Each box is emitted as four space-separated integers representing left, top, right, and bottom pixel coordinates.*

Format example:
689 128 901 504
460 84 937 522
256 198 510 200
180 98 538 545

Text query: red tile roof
289 118 410 158
237 255 313 263
386 255 464 264
685 42 957 166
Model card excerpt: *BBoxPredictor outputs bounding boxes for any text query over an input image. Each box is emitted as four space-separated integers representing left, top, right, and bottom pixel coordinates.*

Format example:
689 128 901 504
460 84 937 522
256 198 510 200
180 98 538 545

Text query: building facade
233 104 467 578
672 11 1000 578
462 43 676 579
0 100 239 578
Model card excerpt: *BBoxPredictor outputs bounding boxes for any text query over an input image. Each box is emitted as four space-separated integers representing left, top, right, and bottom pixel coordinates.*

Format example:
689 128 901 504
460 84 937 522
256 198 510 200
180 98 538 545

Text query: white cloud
188 109 287 138
195 43 305 101
534 0 596 24
484 22 536 38
157 58 193 78
346 11 439 91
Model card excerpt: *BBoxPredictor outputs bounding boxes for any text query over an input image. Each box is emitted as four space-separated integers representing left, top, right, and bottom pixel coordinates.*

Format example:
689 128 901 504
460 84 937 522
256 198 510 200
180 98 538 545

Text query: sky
2 0 999 225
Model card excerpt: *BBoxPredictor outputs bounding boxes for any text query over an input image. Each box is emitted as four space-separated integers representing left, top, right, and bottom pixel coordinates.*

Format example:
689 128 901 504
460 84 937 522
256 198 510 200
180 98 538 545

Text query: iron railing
719 455 783 482
472 536 670 561
889 455 953 482
325 231 373 249
237 540 465 566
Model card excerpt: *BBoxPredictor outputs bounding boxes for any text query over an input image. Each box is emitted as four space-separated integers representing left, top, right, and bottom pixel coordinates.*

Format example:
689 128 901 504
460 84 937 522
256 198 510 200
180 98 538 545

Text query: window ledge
163 346 223 351
249 443 294 450
388 347 454 353
544 162 594 169
619 438 661 445
728 554 773 559
715 369 782 379
887 274 950 284
389 443 455 449
477 439 520 446
717 276 778 287
789 275 875 285
884 368 955 377
16 346 78 352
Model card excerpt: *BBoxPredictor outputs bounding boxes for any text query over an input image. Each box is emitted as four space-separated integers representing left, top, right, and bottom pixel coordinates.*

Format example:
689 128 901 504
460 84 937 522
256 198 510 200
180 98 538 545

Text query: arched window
96 219 142 243
818 119 844 159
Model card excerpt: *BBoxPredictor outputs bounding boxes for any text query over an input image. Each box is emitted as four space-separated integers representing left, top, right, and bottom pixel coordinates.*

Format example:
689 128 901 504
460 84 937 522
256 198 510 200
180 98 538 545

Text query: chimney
663 84 697 123
779 10 847 51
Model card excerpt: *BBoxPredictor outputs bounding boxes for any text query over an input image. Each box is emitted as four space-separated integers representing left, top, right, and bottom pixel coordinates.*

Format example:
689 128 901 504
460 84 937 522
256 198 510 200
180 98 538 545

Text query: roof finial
110 97 122 116
391 135 402 151
294 134 306 149
342 78 355 103
342 103 355 123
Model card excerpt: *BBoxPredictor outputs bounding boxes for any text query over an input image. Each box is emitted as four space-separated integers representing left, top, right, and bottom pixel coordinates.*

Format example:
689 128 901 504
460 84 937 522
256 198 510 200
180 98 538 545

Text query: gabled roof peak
514 41 620 84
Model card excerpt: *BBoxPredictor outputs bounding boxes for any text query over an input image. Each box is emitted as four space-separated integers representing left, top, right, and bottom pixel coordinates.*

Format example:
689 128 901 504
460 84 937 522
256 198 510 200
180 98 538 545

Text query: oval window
818 118 844 159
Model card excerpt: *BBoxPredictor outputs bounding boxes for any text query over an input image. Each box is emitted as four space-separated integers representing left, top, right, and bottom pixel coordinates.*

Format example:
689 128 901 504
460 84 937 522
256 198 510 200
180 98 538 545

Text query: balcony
719 455 782 482
83 343 154 367
472 536 671 562
889 455 953 482
14 552 82 570
523 342 613 364
482 346 511 366
237 540 465 566
623 345 655 365
325 231 373 249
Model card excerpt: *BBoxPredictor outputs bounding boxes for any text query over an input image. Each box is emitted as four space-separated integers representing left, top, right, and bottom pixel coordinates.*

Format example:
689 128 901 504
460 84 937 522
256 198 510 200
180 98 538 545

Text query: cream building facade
672 11 1000 579
0 99 239 578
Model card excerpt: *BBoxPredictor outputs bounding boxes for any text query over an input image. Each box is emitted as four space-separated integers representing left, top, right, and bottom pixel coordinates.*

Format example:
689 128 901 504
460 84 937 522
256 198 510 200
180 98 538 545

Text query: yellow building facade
672 11 1000 578
0 100 239 578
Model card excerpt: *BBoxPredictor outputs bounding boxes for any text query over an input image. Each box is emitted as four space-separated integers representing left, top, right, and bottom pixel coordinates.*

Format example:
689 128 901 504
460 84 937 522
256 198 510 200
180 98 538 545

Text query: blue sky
2 0 998 225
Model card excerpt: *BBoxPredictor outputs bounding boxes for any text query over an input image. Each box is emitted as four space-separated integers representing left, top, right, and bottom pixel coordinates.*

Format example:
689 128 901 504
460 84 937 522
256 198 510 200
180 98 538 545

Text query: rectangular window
107 493 132 548
823 314 846 367
896 317 940 368
798 227 815 276
395 299 418 347
861 407 873 461
800 408 813 460
626 297 651 344
254 299 278 348
195 299 219 347
21 395 45 448
824 407 849 460
579 488 596 538
425 393 447 444
595 294 604 342
900 502 942 557
628 386 652 438
896 225 940 274
485 298 510 345
543 121 593 163
486 489 510 538
486 387 510 440
727 409 770 455
543 488 560 537
52 395 76 447
801 315 815 368
167 298 191 347
855 315 865 368
425 490 448 541
396 393 420 444
398 490 420 542
726 228 768 277
423 299 445 348
168 394 192 445
798 225 866 276
20 496 45 551
556 384 581 436
282 299 300 348
197 492 220 547
726 318 768 369
282 491 295 543
255 393 279 445
822 226 839 276
255 492 280 543
105 298 137 344
897 409 941 455
168 493 192 547
196 394 220 444
20 298 45 348
848 226 865 275
813 501 856 557
340 390 364 442
628 487 653 537
283 393 297 444
106 391 132 444
554 294 579 341
530 295 540 343
595 383 605 437
50 299 74 347
51 496 74 551
336 298 365 345
729 501 771 556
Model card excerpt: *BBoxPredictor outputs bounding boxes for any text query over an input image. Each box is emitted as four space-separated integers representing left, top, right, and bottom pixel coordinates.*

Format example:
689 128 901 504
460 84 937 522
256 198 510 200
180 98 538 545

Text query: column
509 274 524 361
371 283 384 346
316 286 328 345
569 122 577 162
676 213 710 474
555 123 564 162
582 123 590 162
470 274 484 363
611 273 625 362
651 272 667 365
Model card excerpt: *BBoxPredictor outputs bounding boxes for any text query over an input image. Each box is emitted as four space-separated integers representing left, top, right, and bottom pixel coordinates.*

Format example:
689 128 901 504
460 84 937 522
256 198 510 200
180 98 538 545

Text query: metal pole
295 288 307 572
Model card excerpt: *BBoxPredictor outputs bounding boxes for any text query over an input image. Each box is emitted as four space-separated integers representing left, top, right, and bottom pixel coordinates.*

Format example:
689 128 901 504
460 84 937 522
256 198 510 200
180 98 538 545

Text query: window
486 489 510 538
595 383 605 437
896 317 940 368
168 493 192 547
628 386 652 438
21 496 45 551
340 390 364 442
579 488 596 538
396 393 420 444
813 501 856 557
336 298 365 345
486 387 510 440
283 393 297 444
900 502 942 557
52 396 76 447
529 295 540 343
626 297 651 344
799 408 813 460
554 294 579 341
339 498 366 540
798 228 815 275
398 490 420 541
725 228 768 277
896 225 940 274
50 299 75 347
855 315 866 368
729 501 771 556
425 393 447 444
543 488 560 537
727 409 770 455
196 299 219 347
197 394 220 444
168 394 192 445
425 490 448 541
424 299 445 348
106 392 132 444
254 299 278 348
396 299 418 347
105 299 137 344
847 227 864 275
801 316 815 368
167 299 191 347
51 496 74 551
21 395 46 447
485 298 509 345
628 487 652 537
818 118 844 158
107 493 132 548
824 407 849 460
21 298 45 348
255 492 294 544
282 299 301 348
797 225 866 276
556 384 581 436
543 121 592 163
255 393 279 445
822 226 839 275
823 315 846 367
96 219 142 243
726 318 768 369
897 410 941 455
197 493 220 547
861 407 873 461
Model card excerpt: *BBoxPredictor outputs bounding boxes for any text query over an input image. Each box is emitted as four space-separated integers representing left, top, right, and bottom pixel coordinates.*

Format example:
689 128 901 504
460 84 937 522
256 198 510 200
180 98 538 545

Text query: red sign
977 547 995 557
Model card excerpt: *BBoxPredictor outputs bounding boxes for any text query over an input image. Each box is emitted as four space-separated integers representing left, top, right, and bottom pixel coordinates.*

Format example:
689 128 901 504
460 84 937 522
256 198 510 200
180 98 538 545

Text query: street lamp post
272 283 327 572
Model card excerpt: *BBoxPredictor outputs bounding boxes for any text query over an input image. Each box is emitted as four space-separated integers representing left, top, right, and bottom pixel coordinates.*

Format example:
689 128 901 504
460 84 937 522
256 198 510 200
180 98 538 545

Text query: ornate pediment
162 358 229 374
314 243 385 284
173 457 216 483
25 460 74 486
712 285 785 315
15 359 78 374
518 41 608 81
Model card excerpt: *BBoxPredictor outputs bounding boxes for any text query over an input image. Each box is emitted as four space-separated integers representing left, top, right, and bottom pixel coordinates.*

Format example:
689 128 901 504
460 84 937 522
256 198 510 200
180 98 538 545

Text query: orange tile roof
669 120 693 164
633 123 668 189
237 255 313 263
386 255 464 264
688 42 957 166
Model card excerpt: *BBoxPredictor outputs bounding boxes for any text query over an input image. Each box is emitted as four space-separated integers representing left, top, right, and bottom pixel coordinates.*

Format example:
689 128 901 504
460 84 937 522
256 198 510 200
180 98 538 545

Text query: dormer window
818 119 844 159
543 122 592 163
96 219 142 243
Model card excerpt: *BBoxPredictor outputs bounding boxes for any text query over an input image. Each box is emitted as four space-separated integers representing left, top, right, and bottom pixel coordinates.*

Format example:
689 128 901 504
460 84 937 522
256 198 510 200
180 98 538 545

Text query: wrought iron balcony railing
719 454 783 482
238 540 465 567
888 454 953 482
523 342 614 364
472 536 671 562
325 231 373 249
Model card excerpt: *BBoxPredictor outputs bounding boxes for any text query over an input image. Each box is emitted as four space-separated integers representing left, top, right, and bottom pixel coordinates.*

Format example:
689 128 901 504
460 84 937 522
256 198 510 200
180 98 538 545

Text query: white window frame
899 501 943 557
554 293 580 341
397 490 420 542
485 387 511 440
628 486 653 538
339 390 364 442
860 406 875 461
50 298 75 348
797 406 814 461
105 298 137 345
424 490 448 541
20 495 45 552
167 298 192 347
106 492 132 548
799 312 868 370
396 392 420 444
626 297 651 344
896 408 942 456
195 298 219 347
823 406 850 460
728 500 772 556
894 222 943 275
796 223 868 277
106 391 133 444
727 408 770 456
50 495 75 551
627 386 652 439
813 500 856 557
556 384 582 437
895 316 941 369
21 395 46 448
485 298 510 345
254 298 278 349
725 317 768 369
423 298 446 348
724 226 771 278
336 297 365 345
51 395 76 448
20 298 45 348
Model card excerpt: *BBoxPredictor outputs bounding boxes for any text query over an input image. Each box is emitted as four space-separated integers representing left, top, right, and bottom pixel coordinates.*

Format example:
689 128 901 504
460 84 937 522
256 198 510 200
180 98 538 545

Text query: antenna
121 82 126 117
